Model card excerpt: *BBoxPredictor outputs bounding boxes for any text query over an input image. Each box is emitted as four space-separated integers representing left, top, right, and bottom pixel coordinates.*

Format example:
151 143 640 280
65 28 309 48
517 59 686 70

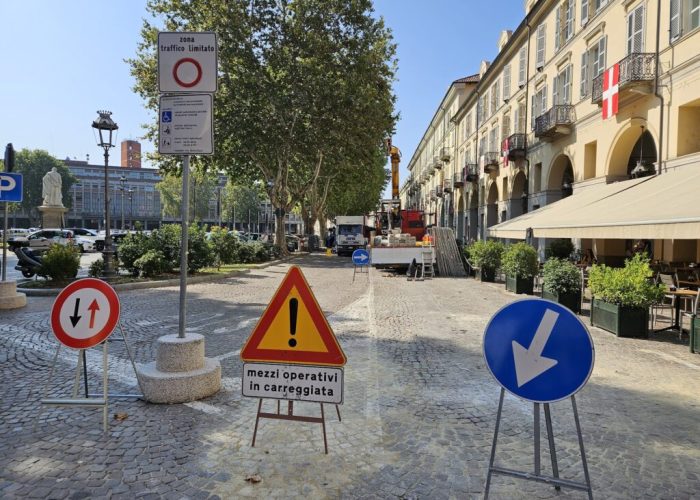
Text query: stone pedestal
38 205 68 229
137 334 221 404
0 281 27 309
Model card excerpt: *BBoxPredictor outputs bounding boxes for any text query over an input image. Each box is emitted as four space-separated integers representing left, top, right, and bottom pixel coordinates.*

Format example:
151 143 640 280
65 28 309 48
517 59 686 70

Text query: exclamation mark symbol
288 298 298 348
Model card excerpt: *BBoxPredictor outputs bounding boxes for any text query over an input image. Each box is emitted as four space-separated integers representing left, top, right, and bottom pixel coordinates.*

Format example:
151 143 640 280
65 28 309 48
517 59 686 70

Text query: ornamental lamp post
127 188 134 230
92 110 118 277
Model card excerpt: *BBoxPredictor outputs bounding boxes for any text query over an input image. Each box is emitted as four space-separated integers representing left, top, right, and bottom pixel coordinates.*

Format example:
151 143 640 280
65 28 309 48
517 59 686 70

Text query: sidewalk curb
18 253 307 297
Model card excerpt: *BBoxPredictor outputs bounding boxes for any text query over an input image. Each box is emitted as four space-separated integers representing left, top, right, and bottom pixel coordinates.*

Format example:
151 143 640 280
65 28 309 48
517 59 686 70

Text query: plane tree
129 0 396 252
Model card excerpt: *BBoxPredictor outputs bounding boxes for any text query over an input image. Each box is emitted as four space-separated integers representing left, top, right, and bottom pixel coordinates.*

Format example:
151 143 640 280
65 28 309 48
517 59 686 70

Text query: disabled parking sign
483 298 594 403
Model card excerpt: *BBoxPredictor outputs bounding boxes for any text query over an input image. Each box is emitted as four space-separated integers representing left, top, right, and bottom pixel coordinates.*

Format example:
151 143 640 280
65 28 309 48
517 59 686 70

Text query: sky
0 1 525 196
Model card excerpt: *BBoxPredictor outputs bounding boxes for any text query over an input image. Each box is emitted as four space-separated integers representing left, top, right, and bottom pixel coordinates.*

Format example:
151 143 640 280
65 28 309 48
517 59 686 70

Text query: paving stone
0 255 698 498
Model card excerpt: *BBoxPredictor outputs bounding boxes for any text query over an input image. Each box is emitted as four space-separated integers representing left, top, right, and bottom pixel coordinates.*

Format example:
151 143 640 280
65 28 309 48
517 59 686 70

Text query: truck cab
335 216 367 256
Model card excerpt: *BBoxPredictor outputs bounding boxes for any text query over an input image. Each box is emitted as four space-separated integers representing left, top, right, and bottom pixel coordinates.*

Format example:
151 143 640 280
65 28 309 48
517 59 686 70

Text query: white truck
335 216 367 256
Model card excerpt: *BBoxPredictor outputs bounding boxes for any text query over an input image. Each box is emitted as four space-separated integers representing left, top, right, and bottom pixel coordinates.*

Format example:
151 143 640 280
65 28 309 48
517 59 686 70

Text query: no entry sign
158 32 217 93
50 278 120 349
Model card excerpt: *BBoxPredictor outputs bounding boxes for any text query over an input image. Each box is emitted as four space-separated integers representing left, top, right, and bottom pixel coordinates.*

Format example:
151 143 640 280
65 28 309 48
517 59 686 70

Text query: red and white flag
602 64 619 120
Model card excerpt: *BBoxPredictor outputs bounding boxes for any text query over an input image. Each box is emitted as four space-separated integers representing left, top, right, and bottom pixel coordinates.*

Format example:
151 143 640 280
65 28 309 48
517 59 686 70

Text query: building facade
402 0 700 264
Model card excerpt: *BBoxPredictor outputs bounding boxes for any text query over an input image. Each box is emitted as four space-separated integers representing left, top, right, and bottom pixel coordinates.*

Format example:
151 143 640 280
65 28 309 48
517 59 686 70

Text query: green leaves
129 0 397 247
588 253 665 308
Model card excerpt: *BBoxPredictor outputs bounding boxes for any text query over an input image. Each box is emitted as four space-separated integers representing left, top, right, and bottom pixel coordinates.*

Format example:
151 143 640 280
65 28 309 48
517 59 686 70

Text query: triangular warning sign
240 266 346 366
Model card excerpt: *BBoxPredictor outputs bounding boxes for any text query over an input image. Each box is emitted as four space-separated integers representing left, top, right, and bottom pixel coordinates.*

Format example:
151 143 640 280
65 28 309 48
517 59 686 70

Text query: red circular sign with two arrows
50 278 120 349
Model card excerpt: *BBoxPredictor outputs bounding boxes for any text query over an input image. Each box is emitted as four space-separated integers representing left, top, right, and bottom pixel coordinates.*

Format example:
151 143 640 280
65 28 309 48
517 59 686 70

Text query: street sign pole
2 201 7 281
482 299 595 499
179 155 190 339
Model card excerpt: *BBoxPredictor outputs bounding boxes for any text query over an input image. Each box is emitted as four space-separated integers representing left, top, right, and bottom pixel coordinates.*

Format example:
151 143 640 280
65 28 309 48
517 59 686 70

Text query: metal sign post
482 299 595 499
1 142 21 281
351 249 370 282
179 155 190 339
35 279 142 433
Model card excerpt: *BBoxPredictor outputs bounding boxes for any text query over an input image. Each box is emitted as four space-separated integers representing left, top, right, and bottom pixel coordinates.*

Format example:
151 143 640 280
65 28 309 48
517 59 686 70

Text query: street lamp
92 110 118 277
127 188 134 230
119 175 127 230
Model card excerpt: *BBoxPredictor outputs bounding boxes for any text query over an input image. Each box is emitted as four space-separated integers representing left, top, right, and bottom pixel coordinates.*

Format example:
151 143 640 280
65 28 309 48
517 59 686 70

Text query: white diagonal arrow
512 309 559 387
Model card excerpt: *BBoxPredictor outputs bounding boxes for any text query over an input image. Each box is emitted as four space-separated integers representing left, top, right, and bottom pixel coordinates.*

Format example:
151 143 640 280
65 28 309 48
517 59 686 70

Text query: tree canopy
129 0 397 250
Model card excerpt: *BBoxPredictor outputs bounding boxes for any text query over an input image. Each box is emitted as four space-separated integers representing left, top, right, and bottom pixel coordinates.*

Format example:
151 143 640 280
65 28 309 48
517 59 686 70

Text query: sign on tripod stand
482 298 595 499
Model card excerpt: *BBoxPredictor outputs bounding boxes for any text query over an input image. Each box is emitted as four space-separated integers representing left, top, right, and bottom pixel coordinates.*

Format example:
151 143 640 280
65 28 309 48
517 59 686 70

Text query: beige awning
488 167 700 240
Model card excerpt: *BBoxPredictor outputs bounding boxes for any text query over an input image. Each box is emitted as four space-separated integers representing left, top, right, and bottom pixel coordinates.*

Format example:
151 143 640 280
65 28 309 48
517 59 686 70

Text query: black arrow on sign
69 298 81 327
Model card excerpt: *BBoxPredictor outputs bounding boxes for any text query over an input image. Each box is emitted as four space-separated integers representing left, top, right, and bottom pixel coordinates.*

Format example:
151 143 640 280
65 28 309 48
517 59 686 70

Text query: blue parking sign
483 298 594 403
0 172 23 202
161 110 172 123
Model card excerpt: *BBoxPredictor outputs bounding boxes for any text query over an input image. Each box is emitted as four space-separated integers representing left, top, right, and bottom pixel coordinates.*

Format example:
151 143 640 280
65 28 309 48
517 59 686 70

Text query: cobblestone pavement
1 254 699 499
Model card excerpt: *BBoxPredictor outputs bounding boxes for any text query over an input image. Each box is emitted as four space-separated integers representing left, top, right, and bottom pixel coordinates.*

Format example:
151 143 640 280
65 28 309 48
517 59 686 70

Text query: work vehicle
335 215 367 256
370 140 429 269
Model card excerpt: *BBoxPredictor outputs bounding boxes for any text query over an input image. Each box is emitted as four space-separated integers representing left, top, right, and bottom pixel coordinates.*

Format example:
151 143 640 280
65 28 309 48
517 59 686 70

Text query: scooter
14 247 43 279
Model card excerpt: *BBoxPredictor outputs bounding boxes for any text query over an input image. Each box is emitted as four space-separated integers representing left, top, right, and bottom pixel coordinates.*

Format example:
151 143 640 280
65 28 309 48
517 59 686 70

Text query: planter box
691 316 700 354
542 289 581 314
477 267 496 282
506 275 534 295
590 298 648 338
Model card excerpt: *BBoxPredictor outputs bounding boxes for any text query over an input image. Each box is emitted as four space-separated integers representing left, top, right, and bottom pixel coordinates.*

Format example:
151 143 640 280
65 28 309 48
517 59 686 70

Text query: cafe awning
487 167 700 240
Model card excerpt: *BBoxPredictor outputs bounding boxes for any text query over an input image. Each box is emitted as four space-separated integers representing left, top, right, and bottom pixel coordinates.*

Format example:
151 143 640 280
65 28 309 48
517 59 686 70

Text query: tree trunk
275 209 288 256
318 219 327 243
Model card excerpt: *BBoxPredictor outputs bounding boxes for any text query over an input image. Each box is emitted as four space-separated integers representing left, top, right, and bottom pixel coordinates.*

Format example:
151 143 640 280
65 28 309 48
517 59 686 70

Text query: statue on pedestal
42 167 64 207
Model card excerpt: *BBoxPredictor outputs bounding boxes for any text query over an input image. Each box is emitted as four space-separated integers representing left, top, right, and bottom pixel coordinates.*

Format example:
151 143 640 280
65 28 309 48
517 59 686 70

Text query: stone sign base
38 205 68 229
137 333 221 404
0 281 27 309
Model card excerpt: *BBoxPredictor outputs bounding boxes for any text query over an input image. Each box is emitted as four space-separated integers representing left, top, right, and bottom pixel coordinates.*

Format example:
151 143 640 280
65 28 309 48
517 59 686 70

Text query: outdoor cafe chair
680 289 700 337
651 273 679 329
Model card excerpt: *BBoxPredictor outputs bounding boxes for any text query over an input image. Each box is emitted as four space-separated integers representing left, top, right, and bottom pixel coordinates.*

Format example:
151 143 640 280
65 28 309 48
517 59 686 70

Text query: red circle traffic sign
172 57 203 88
50 278 120 349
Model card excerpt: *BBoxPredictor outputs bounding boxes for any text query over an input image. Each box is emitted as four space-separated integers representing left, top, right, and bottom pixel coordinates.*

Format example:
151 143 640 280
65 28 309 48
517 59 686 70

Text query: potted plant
691 317 700 354
588 254 665 338
502 242 539 294
467 240 504 282
542 258 582 313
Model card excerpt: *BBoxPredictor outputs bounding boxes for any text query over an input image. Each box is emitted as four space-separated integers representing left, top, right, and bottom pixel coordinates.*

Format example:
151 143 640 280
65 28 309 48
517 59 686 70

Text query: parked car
9 229 76 251
66 228 99 252
286 234 300 252
0 228 30 240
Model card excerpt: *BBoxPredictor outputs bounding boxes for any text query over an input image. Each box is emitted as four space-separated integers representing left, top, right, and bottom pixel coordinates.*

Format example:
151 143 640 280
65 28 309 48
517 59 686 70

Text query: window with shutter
691 0 700 30
552 75 559 105
503 65 511 102
580 50 589 98
670 0 681 41
492 80 500 115
566 0 575 40
519 47 527 87
555 6 562 52
531 95 536 130
541 85 548 115
536 24 546 68
581 0 589 26
627 5 644 54
513 106 520 134
502 114 510 139
518 102 526 133
563 65 572 104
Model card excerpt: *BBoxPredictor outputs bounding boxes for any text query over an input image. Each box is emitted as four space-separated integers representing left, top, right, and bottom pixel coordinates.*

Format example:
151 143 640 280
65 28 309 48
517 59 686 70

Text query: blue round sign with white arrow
483 298 594 403
352 249 370 266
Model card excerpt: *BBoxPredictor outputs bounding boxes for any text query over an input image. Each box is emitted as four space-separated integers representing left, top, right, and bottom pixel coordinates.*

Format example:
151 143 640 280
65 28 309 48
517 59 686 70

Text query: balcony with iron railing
453 171 464 188
443 178 453 193
534 105 575 141
429 189 437 201
436 185 443 198
427 162 435 175
433 156 442 170
440 147 452 162
502 133 527 161
464 163 479 182
591 52 656 104
480 152 500 173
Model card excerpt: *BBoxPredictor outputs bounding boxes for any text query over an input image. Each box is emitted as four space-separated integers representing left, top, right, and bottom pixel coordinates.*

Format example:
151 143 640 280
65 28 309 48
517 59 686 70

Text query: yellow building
402 0 700 266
